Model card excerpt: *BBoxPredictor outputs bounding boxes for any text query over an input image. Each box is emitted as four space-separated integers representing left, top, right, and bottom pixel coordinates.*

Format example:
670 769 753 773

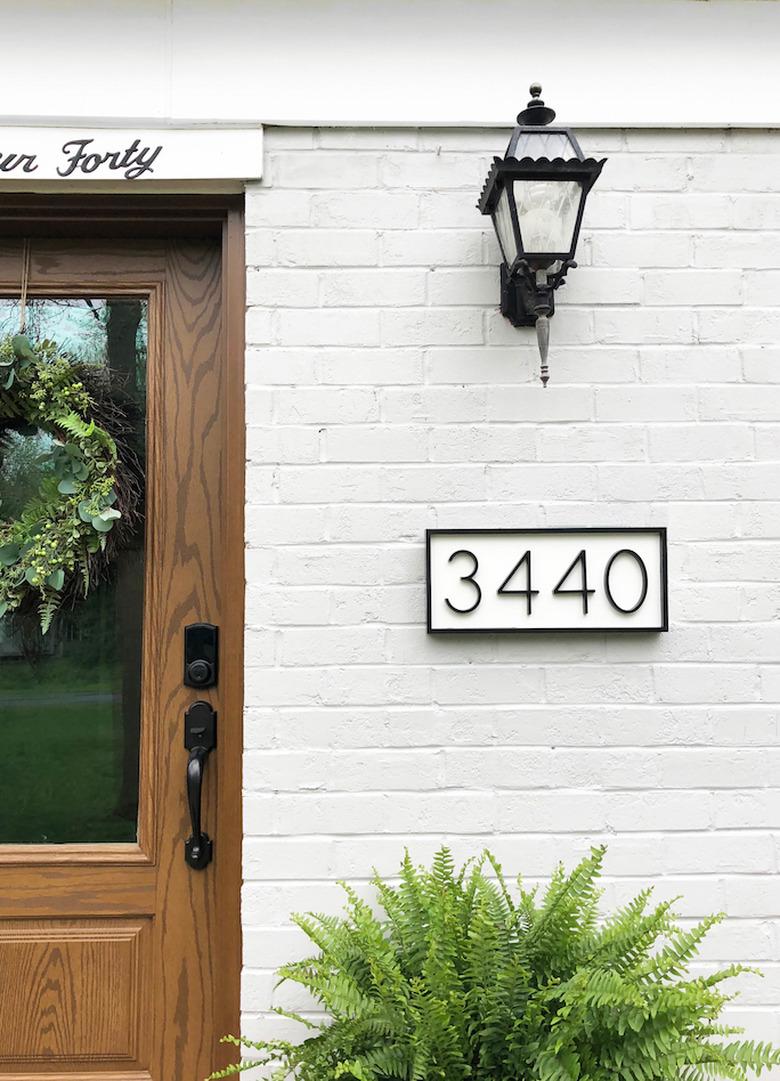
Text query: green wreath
0 333 134 632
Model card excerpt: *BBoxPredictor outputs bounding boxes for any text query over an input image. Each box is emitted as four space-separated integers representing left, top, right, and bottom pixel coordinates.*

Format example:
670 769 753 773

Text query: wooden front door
0 213 243 1081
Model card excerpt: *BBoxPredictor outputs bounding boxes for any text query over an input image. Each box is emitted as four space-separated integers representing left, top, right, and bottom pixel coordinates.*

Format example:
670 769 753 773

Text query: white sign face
427 529 668 633
0 128 263 181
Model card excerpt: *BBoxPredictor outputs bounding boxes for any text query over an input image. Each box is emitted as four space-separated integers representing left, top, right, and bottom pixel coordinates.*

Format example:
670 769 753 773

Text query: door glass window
0 298 147 844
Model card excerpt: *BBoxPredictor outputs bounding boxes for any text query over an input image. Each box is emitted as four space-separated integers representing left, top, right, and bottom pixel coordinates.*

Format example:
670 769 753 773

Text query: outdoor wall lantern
478 84 606 386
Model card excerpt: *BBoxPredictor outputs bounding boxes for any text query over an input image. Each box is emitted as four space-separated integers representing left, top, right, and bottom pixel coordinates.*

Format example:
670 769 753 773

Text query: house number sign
427 528 668 633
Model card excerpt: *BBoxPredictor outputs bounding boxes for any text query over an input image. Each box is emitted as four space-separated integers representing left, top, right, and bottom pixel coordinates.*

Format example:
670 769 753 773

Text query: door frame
0 193 246 1059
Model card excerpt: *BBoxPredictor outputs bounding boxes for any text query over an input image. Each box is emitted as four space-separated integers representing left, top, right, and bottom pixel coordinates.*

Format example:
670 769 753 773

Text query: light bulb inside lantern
514 180 581 255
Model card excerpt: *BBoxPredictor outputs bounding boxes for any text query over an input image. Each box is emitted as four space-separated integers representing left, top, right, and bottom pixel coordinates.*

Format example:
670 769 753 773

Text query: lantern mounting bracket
500 264 552 327
500 260 577 328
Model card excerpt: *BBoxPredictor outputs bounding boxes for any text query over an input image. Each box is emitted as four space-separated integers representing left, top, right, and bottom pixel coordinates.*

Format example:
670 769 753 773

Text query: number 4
497 550 539 615
553 549 595 615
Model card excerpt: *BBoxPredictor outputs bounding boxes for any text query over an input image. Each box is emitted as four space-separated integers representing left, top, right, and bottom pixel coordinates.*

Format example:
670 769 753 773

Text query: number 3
445 549 482 614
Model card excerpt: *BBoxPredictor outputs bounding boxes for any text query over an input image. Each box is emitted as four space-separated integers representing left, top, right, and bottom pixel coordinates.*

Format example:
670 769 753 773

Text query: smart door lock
184 622 219 688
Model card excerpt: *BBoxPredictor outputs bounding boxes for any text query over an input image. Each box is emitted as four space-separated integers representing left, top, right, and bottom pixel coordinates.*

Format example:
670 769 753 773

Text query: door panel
0 234 241 1080
0 919 151 1065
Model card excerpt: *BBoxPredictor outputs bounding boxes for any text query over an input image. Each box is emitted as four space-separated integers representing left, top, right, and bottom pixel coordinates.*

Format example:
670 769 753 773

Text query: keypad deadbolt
184 622 219 688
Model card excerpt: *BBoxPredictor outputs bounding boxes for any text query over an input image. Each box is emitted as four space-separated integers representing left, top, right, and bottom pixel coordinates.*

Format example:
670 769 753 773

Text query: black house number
445 546 649 617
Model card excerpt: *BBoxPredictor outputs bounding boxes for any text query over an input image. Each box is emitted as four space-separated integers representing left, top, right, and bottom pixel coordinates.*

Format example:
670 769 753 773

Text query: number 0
604 549 648 614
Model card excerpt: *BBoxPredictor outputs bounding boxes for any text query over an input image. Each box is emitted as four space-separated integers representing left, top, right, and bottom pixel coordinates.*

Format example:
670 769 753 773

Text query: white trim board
0 0 778 129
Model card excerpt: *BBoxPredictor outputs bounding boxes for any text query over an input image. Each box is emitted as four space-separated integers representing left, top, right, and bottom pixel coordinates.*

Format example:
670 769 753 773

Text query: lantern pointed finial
536 313 550 387
517 83 556 127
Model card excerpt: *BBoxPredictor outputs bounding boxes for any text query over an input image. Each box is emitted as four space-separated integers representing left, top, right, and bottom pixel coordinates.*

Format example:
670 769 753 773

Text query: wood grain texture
0 867 155 918
0 202 244 1081
149 239 223 1081
0 846 150 867
0 921 149 1062
211 203 246 1077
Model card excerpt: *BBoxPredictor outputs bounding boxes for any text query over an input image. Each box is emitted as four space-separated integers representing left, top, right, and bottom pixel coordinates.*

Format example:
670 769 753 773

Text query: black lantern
478 84 606 385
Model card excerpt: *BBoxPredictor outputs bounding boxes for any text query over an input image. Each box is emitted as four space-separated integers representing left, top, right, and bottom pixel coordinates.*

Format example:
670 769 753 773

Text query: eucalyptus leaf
77 500 94 523
0 543 21 566
91 516 115 533
11 334 36 363
47 568 65 590
57 478 79 495
0 540 20 566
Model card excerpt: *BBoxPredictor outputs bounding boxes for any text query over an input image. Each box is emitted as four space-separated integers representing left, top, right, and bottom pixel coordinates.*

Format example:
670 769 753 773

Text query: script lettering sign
0 128 263 181
427 528 668 633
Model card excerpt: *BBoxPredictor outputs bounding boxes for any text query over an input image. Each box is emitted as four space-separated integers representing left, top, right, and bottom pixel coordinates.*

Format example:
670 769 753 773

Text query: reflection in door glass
0 299 146 843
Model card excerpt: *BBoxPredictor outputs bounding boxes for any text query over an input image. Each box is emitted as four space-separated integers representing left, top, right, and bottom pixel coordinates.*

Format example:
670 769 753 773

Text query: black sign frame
426 527 669 634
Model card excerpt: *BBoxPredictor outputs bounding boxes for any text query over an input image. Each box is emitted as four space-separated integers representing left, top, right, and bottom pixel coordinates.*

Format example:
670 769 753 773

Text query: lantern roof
507 83 585 160
477 84 605 216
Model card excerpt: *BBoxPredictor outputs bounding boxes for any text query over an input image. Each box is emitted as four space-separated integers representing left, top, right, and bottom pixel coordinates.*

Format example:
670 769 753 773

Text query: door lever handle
184 701 216 870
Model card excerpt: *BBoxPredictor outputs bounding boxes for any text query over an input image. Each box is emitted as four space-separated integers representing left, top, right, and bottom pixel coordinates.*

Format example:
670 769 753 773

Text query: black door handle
184 701 217 870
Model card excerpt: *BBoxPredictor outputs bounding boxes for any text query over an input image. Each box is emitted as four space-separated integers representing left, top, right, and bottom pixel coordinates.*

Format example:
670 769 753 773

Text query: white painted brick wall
243 127 780 1046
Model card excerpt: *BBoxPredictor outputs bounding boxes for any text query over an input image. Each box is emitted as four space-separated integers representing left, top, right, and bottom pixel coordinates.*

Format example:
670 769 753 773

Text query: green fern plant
210 846 780 1081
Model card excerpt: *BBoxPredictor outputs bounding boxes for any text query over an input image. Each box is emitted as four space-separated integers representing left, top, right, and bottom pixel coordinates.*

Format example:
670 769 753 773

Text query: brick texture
242 127 780 1044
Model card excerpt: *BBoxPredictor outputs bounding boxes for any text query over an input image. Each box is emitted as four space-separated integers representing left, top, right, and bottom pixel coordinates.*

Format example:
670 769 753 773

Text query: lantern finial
536 313 550 387
517 83 556 127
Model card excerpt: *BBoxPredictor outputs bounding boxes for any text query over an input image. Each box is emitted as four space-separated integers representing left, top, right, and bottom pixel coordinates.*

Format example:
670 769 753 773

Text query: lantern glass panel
492 186 517 266
513 178 582 256
512 129 579 159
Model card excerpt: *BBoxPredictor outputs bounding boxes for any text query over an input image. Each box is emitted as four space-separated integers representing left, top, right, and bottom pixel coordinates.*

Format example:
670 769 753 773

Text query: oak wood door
0 234 242 1081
